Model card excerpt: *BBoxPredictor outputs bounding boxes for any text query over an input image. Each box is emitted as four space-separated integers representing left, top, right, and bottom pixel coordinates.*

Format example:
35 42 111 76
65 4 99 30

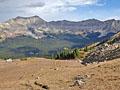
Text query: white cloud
0 0 103 21
25 0 99 10
23 0 101 20
64 0 98 6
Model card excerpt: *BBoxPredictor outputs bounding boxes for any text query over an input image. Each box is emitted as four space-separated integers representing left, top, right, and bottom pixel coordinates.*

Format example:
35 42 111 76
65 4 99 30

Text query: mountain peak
14 15 41 20
6 15 46 24
104 19 116 22
82 19 101 22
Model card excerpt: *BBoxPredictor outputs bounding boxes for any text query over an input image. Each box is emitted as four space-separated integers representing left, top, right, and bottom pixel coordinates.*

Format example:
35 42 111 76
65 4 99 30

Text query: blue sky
0 0 120 22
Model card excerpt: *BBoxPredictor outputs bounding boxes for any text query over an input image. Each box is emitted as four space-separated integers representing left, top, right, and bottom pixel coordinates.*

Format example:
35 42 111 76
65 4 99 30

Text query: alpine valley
0 16 120 59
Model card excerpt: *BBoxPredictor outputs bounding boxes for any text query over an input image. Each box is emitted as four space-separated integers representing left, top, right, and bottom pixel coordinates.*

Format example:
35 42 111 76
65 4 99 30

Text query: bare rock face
82 32 120 65
0 16 47 39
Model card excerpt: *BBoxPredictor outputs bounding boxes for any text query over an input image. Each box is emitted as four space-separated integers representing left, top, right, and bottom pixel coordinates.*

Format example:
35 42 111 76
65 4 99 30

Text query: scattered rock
20 83 33 90
42 85 49 89
84 75 91 78
82 37 120 65
6 58 13 62
35 76 40 80
91 73 95 77
54 68 58 70
34 81 42 87
34 81 49 90
31 74 34 77
71 75 89 88
98 65 101 67
73 79 85 87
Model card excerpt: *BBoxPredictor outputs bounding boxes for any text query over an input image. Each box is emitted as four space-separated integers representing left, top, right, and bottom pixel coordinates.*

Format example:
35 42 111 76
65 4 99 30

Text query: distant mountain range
0 16 120 59
0 16 120 40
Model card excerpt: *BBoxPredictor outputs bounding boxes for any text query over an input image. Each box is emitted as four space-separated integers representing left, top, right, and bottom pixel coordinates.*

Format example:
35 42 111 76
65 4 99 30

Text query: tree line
53 47 89 60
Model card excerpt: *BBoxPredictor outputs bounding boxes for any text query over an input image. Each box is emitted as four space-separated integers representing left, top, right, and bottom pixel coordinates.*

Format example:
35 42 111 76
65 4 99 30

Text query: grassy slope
0 32 114 59
0 36 75 59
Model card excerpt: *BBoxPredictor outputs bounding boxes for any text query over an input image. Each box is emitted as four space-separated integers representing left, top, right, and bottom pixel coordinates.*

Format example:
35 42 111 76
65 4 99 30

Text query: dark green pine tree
73 48 80 58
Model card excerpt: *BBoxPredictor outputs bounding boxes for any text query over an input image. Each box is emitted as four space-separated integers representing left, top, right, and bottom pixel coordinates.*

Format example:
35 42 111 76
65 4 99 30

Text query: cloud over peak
23 0 101 20
25 2 45 8
25 0 99 8
1 0 119 22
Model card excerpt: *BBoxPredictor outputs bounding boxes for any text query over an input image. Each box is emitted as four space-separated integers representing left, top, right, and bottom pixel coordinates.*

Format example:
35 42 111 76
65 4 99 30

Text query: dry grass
0 58 119 90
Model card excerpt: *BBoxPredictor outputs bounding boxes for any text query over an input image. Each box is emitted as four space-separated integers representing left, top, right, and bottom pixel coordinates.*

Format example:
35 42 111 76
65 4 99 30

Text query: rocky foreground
0 58 120 90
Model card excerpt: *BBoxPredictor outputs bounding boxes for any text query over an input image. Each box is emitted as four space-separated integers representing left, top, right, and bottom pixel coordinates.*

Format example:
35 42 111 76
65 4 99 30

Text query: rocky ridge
82 32 120 64
0 16 120 40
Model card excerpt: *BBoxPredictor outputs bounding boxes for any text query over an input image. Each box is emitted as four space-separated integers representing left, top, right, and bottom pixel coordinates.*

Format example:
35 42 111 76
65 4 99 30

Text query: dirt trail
0 58 120 90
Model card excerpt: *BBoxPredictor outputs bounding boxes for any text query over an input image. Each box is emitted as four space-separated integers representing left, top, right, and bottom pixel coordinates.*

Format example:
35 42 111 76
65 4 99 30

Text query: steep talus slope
82 32 120 64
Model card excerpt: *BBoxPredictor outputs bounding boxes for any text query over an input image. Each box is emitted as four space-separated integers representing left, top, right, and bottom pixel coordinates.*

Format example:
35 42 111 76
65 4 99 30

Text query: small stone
98 65 101 67
84 75 91 78
42 85 49 89
36 76 40 79
34 81 49 89
73 80 85 86
34 81 42 87
72 75 87 87
6 58 13 62
54 68 58 70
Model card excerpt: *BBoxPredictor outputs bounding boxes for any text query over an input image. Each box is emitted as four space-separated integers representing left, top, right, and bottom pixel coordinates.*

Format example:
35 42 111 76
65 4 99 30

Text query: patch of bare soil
0 58 120 90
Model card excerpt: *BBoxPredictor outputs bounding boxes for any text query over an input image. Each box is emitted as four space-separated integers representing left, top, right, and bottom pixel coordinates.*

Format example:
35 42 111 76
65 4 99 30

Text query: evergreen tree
84 46 88 52
73 48 80 58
